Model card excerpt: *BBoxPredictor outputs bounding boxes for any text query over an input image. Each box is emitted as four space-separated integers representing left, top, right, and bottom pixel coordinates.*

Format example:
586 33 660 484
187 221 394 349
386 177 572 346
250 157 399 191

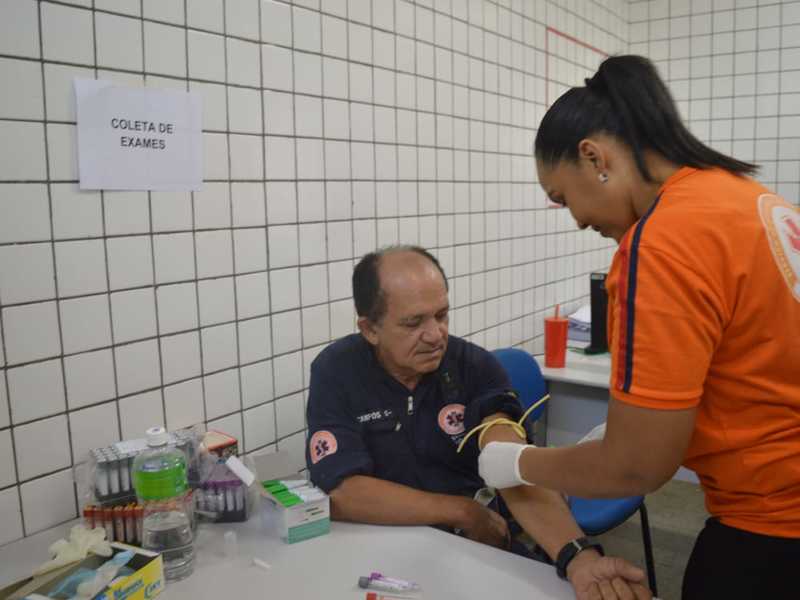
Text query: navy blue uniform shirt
306 334 525 496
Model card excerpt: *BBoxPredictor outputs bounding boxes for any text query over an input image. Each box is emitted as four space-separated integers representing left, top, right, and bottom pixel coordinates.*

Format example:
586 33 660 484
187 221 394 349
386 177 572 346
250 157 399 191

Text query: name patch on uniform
357 409 393 423
759 194 800 301
309 430 338 464
438 403 466 435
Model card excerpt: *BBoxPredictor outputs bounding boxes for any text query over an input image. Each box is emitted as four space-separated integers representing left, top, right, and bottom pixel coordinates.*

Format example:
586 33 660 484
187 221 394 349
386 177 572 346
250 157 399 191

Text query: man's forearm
329 475 471 529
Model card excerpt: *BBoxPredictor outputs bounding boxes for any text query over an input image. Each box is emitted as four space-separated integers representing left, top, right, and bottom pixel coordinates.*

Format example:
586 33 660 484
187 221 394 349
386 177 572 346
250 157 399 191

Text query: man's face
361 253 450 383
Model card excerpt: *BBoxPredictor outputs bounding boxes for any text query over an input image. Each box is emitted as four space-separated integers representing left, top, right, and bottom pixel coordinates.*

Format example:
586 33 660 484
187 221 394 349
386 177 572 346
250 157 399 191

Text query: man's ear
357 316 379 346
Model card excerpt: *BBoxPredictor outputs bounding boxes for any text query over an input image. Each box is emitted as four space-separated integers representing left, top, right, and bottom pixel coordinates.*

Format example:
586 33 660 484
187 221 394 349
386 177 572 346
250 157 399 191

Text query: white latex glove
33 525 112 576
478 441 536 489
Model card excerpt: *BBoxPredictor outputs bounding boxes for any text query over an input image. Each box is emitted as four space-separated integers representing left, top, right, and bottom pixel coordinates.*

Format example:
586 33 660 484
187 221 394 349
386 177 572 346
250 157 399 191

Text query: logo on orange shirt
758 194 800 302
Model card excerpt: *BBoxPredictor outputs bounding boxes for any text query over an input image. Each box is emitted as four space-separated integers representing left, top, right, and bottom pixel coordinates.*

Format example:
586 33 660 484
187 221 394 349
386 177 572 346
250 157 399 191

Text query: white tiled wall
630 0 800 202
2 0 636 543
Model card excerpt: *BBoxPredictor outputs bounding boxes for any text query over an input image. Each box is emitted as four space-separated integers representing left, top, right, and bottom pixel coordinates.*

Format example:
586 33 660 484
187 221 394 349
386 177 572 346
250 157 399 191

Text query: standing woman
479 55 800 599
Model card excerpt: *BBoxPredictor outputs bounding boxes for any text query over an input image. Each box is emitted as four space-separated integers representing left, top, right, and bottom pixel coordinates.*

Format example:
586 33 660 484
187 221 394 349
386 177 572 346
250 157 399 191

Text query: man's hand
453 497 510 549
567 550 652 600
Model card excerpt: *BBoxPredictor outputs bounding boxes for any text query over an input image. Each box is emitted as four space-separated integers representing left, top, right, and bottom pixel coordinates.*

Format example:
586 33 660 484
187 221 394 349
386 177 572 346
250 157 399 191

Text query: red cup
544 317 568 368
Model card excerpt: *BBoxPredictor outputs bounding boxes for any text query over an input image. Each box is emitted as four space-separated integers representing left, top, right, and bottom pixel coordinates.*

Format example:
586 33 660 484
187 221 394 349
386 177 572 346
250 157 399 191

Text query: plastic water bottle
132 426 195 582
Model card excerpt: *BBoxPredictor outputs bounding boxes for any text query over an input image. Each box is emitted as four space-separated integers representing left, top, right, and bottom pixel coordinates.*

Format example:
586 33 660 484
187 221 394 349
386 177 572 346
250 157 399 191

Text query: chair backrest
491 347 548 423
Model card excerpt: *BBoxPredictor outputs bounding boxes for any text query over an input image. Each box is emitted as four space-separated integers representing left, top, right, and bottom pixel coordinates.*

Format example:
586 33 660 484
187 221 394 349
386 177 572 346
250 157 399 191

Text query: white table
535 351 698 483
0 512 575 600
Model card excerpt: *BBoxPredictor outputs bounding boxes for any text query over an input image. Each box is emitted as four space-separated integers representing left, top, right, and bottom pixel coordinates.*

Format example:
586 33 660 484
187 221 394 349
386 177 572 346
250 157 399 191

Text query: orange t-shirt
607 166 800 538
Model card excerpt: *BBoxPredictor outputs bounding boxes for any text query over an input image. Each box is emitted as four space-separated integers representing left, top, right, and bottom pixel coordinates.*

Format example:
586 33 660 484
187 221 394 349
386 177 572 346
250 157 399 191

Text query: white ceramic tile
194 182 231 229
192 81 227 130
50 184 101 240
188 31 226 82
0 121 46 181
268 225 299 269
186 0 224 32
0 57 43 119
143 0 184 24
294 7 322 52
150 191 192 232
201 323 237 372
264 183 296 226
262 45 294 91
243 401 276 451
95 0 140 15
323 57 349 98
238 315 272 363
69 402 119 463
203 132 230 180
111 289 157 344
0 487 23 545
302 304 330 347
264 136 296 179
353 218 377 256
196 230 233 278
326 221 353 262
144 22 187 77
269 268 300 312
235 272 270 319
227 38 261 87
41 3 93 65
19 469 76 535
294 95 323 138
96 12 143 71
2 302 60 365
326 182 350 222
226 0 259 40
153 233 196 283
276 392 305 438
156 282 198 335
322 99 349 140
372 0 393 29
204 368 240 420
228 87 263 134
59 296 112 356
230 134 263 180
0 0 40 58
46 123 78 180
324 141 351 180
0 244 55 305
349 63 373 103
232 183 266 227
264 90 294 135
350 22 372 63
118 390 164 439
0 437 14 508
207 412 243 444
104 192 149 235
164 378 204 430
7 359 64 424
272 310 302 355
350 103 374 140
297 182 325 222
0 372 8 428
262 1 292 46
326 260 353 300
233 228 268 274
0 185 47 246
114 339 160 396
198 276 236 326
322 15 347 59
273 350 303 396
312 261 340 304
240 360 273 409
14 415 70 480
294 52 322 95
161 331 201 383
330 298 355 338
351 142 375 179
298 223 327 264
107 236 154 290
64 349 116 409
349 0 371 24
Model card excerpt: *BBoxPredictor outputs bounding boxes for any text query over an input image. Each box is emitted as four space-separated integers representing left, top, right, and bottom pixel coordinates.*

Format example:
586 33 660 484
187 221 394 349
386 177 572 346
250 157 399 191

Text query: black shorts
683 517 800 600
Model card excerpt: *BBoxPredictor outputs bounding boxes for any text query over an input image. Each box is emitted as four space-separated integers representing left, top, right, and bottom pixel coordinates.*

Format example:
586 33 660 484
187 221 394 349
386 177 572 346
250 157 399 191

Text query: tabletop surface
536 351 611 389
0 506 575 600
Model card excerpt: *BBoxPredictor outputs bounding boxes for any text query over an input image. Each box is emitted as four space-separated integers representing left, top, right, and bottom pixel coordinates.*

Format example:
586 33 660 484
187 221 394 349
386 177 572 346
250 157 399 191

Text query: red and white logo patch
438 403 466 435
309 430 338 464
759 194 800 302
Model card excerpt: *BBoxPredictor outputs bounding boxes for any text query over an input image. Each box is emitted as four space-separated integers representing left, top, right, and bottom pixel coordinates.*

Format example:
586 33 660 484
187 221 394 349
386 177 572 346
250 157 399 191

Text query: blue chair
491 347 658 596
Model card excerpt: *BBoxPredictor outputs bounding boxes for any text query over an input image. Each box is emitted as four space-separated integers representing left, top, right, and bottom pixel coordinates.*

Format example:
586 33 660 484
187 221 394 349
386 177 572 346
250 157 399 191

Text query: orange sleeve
608 230 725 410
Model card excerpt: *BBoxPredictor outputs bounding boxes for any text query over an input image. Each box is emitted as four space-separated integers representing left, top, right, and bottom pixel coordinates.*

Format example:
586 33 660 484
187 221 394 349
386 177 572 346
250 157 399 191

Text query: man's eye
436 312 448 321
405 320 421 328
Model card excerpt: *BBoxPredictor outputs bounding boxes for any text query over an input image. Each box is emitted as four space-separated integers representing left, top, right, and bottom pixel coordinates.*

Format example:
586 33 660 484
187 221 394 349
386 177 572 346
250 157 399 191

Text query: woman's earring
598 173 609 184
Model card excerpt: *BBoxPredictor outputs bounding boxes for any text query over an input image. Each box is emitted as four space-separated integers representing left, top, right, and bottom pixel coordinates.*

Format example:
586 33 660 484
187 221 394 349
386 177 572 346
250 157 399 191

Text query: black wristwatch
555 537 605 580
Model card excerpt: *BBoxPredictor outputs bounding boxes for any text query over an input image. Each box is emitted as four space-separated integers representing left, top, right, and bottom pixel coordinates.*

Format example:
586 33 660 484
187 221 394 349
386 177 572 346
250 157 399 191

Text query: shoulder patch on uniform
309 430 338 464
438 403 466 435
758 194 800 302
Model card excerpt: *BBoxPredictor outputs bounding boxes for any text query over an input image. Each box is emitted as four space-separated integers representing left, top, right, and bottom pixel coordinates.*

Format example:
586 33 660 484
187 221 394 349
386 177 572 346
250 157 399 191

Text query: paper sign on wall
75 78 203 191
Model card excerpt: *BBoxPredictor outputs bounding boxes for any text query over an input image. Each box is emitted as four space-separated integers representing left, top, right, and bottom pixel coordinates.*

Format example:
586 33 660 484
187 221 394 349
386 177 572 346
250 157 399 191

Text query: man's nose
421 319 444 343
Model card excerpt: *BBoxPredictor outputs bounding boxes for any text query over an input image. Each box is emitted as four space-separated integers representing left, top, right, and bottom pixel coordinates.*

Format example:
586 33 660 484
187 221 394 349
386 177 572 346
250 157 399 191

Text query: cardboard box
252 451 330 544
0 543 164 600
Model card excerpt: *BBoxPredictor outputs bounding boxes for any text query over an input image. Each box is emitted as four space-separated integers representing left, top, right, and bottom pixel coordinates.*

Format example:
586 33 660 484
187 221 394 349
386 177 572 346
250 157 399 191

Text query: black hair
535 55 758 181
352 245 449 323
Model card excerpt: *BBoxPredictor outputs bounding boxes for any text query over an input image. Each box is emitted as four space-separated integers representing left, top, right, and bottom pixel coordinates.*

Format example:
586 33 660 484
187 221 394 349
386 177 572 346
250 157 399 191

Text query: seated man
306 245 650 600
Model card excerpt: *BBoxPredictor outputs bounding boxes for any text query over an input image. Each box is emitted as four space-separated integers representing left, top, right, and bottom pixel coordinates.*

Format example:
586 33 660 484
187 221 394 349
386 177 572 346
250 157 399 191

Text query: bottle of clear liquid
132 426 195 582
